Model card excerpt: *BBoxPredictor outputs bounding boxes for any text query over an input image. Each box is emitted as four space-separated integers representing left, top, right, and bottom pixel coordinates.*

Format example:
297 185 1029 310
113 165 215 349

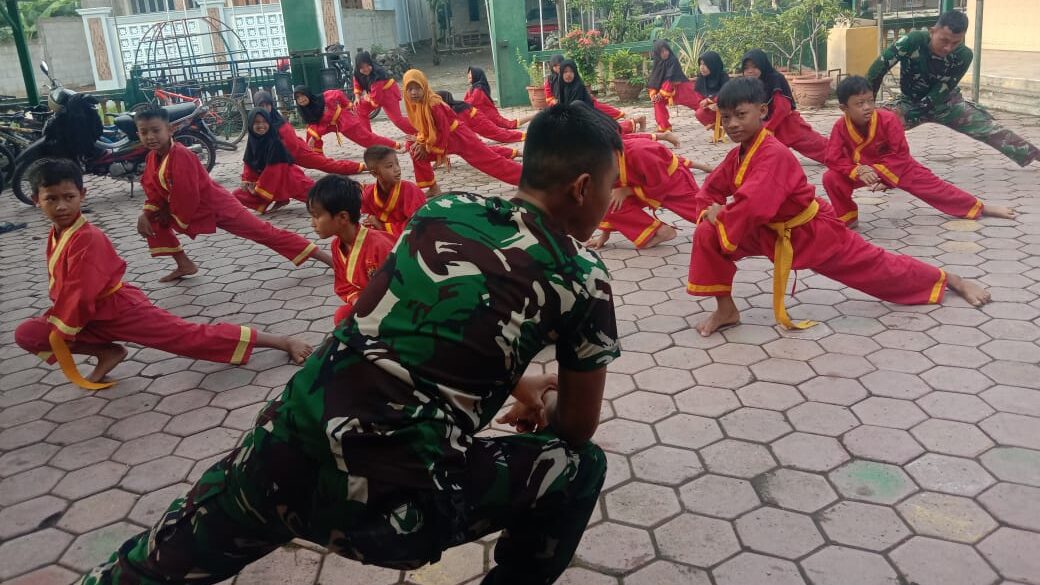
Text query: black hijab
244 108 293 172
648 40 688 90
467 66 494 101
436 90 472 114
552 60 593 106
354 51 391 93
694 51 729 98
252 91 285 126
741 49 795 109
293 85 325 124
547 54 565 88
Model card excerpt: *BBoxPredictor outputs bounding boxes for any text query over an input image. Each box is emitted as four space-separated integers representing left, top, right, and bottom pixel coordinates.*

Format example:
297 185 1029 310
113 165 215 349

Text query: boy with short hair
15 160 313 390
687 77 990 337
823 76 1014 226
308 174 395 325
133 105 332 282
81 102 622 585
360 145 428 238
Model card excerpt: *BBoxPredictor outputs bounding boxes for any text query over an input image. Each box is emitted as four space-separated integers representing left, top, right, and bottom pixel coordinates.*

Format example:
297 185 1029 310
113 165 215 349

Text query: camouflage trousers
888 91 1039 167
79 395 606 585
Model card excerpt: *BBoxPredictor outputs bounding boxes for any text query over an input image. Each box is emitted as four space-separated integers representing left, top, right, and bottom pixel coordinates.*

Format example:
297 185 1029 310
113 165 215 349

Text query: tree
1 0 80 41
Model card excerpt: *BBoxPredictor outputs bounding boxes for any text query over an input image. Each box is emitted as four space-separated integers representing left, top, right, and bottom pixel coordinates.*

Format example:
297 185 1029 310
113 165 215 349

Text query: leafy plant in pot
772 0 851 107
608 50 646 102
516 49 548 109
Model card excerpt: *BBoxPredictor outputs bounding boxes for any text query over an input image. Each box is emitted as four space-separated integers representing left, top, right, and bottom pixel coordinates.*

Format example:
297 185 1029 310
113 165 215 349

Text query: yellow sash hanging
331 105 345 146
712 108 726 144
49 330 115 391
766 200 820 330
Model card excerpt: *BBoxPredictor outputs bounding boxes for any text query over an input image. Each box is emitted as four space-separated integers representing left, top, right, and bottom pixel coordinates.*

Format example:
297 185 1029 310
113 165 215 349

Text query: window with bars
132 0 198 13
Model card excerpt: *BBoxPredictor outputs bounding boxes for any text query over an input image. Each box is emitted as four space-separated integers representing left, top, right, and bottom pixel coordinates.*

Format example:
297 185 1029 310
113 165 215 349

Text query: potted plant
560 28 609 89
517 49 548 109
608 50 646 102
776 0 849 107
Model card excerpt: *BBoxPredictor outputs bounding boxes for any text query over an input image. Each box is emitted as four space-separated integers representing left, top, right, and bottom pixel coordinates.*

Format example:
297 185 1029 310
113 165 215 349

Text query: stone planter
527 86 548 110
790 76 832 108
613 79 645 102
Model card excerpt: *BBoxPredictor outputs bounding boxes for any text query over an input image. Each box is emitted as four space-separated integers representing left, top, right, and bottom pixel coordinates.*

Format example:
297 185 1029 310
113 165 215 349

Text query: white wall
0 38 46 98
39 17 94 90
374 0 432 45
342 8 399 54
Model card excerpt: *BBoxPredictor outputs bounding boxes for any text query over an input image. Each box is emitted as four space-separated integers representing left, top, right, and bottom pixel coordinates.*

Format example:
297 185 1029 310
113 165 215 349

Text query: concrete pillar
486 0 528 107
283 0 324 89
315 0 346 48
77 6 124 91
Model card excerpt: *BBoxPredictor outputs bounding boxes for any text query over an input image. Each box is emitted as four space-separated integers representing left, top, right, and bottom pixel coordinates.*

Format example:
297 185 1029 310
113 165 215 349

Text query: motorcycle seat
163 103 198 122
95 137 131 151
113 114 137 138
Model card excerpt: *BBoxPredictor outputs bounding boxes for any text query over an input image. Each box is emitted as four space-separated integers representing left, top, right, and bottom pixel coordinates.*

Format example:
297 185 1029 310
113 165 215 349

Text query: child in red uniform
360 145 427 239
552 60 647 133
823 76 1014 226
544 54 565 106
692 51 730 137
688 78 990 337
402 69 523 196
308 174 395 326
741 49 829 164
15 160 313 390
234 109 314 214
648 40 699 133
254 91 366 176
465 66 534 130
353 51 417 135
438 90 525 144
294 86 402 154
133 105 332 283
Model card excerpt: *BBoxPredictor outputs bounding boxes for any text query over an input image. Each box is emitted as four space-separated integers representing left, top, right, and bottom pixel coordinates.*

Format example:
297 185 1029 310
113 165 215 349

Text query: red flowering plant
559 28 609 88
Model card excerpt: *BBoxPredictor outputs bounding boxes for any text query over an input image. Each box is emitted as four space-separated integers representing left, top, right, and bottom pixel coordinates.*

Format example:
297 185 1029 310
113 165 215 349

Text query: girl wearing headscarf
741 49 829 163
464 66 534 130
352 51 416 135
692 51 730 132
402 69 522 195
647 40 698 133
543 54 565 106
252 91 366 176
233 108 315 214
551 60 646 133
293 85 402 155
437 90 525 149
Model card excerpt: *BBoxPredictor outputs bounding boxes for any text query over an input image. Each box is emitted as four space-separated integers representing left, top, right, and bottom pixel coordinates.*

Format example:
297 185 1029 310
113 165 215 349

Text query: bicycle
131 80 248 145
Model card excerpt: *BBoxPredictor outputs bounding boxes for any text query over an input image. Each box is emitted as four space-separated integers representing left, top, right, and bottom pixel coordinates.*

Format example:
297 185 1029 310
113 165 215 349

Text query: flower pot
612 79 645 102
790 76 832 109
527 86 547 110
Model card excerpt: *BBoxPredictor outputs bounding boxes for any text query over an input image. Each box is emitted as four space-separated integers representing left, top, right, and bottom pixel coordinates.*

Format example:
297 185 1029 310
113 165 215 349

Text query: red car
527 3 559 50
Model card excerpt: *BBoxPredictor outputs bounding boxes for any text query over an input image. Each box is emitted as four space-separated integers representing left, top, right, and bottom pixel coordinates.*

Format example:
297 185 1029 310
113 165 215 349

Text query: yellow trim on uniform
149 246 183 255
417 179 437 188
382 79 396 90
468 108 479 118
157 143 173 191
374 182 402 228
847 110 878 165
291 242 318 266
734 128 769 187
929 270 947 304
229 326 253 365
716 221 737 252
331 105 345 146
965 199 983 219
687 283 733 294
711 108 725 144
633 220 662 248
449 120 460 132
99 282 123 299
255 186 275 201
48 215 87 291
143 203 160 212
766 200 820 330
667 154 680 176
838 210 859 224
632 186 660 209
171 213 189 230
47 315 83 337
346 227 369 279
872 163 900 185
49 330 114 391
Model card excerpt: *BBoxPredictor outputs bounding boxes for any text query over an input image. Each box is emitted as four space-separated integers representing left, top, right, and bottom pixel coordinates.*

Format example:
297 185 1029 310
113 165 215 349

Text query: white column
77 7 124 91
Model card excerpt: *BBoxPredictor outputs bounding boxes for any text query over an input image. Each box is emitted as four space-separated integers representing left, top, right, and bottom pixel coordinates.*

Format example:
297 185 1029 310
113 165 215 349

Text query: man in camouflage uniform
866 10 1039 167
80 104 624 585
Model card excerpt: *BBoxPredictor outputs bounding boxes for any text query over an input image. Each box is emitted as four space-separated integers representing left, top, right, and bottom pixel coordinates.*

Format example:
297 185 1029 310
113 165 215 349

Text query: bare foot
158 260 199 283
981 205 1016 219
585 230 611 250
635 115 647 131
87 344 128 382
643 224 677 248
283 336 314 364
426 184 442 198
657 131 681 148
696 300 742 337
947 273 991 307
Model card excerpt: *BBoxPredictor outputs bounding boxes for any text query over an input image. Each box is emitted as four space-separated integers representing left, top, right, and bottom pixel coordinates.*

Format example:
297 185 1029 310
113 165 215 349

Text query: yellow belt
712 108 725 143
766 200 819 330
50 282 124 391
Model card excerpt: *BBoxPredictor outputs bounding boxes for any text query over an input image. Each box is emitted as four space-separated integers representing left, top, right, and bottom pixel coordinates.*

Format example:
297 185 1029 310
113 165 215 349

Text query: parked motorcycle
10 62 218 205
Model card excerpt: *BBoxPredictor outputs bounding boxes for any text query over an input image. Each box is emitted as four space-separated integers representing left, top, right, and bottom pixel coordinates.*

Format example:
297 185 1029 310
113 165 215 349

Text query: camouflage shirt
281 192 619 489
866 30 972 109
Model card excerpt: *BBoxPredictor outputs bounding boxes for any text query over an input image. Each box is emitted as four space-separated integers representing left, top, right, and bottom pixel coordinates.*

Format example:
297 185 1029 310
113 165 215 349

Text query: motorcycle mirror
40 61 50 75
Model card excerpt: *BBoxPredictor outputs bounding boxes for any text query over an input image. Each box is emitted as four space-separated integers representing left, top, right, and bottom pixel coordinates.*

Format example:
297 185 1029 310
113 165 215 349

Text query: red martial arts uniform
410 102 523 188
764 89 829 164
278 122 365 176
823 108 983 224
464 87 519 130
687 129 948 329
650 80 704 132
305 90 400 154
544 78 636 133
599 138 701 247
361 179 426 239
331 227 395 325
15 215 257 387
543 78 556 106
354 77 417 136
459 106 525 143
142 142 319 266
234 161 315 214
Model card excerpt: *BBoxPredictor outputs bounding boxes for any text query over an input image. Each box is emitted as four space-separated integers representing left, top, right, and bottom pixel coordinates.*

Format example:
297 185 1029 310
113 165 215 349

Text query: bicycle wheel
175 129 217 172
0 142 14 190
204 96 247 145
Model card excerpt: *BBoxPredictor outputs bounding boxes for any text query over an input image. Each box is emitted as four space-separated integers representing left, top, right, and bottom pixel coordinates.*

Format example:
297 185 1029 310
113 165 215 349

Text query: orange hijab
402 69 445 147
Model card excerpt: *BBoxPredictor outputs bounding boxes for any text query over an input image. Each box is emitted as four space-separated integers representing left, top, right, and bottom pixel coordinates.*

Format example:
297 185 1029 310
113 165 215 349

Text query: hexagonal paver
980 413 1040 450
890 537 998 585
692 364 753 389
897 492 997 543
979 447 1040 487
852 397 927 429
674 386 741 417
0 495 67 541
921 366 996 394
819 501 911 551
700 439 777 479
980 385 1040 417
318 553 399 585
593 419 657 455
917 392 995 422
556 567 619 585
906 453 995 496
787 403 859 436
861 370 933 400
57 489 138 534
750 358 816 385
612 391 676 423
654 414 723 450
622 560 711 585
979 483 1040 532
772 432 850 472
0 466 65 507
713 553 806 585
977 528 1040 585
575 522 656 573
843 426 925 464
632 368 694 395
830 460 918 504
720 408 792 443
679 475 760 519
735 507 824 559
754 469 837 513
801 546 899 585
735 382 804 411
630 445 703 486
910 419 995 457
655 513 741 567
0 528 75 581
604 482 681 527
797 377 868 406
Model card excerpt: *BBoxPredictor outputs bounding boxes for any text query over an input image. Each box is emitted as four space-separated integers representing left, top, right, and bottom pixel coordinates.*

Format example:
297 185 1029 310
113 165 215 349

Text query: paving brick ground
1 93 1039 585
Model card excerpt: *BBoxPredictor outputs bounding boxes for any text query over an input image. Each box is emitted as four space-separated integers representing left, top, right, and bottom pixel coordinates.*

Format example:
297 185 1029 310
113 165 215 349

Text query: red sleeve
874 111 914 177
624 141 672 189
255 163 299 203
694 152 736 217
764 90 792 130
141 152 165 214
328 89 352 110
48 231 113 340
400 181 427 218
361 183 376 216
660 80 675 96
241 163 260 182
714 147 799 252
544 79 556 104
825 118 857 179
306 124 325 152
353 77 364 97
428 104 455 154
166 146 204 231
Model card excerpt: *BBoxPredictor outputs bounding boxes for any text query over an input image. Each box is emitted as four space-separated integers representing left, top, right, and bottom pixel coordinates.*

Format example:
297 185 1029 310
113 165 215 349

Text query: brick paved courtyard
1 100 1039 585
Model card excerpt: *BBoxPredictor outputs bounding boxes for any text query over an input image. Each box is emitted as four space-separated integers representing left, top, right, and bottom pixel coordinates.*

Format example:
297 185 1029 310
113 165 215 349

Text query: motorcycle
323 44 382 121
10 62 219 205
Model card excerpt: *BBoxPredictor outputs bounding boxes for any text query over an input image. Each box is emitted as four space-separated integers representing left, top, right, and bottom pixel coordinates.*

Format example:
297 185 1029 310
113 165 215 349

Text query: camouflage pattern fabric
80 193 618 585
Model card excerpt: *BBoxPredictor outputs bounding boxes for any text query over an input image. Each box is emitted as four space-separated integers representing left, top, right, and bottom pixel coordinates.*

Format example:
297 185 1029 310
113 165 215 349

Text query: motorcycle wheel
0 143 14 191
11 155 50 205
175 129 217 173
204 96 248 145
